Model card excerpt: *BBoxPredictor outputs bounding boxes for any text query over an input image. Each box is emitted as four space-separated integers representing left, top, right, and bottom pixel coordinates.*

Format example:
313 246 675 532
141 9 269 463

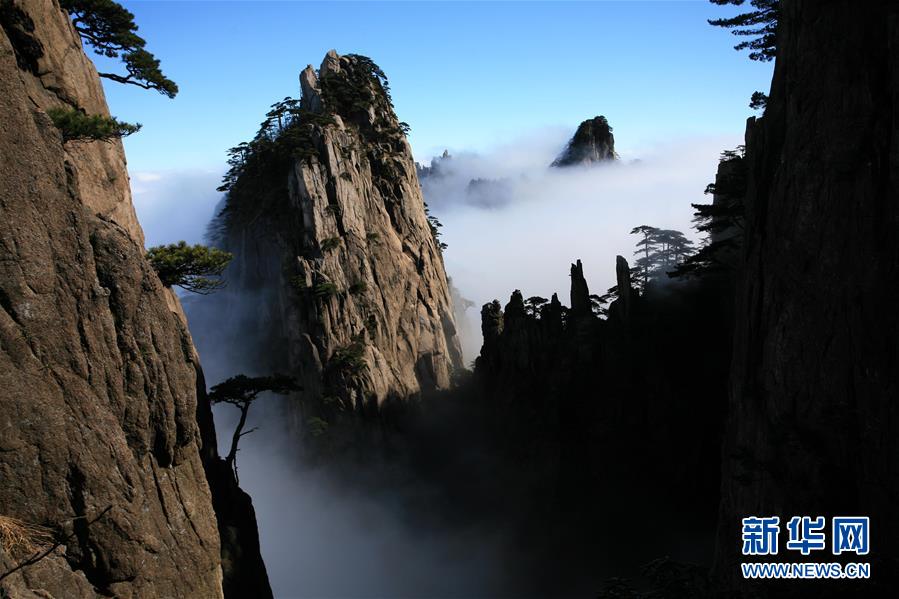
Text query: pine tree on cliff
652 229 694 267
631 226 695 286
146 241 233 294
60 0 178 97
630 225 659 288
524 296 549 318
708 0 779 62
46 107 140 143
208 375 299 482
671 147 747 278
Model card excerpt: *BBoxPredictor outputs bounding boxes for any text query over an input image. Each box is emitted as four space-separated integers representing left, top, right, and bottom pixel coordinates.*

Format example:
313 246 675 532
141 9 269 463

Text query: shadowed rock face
472 256 731 589
0 1 268 596
220 51 463 427
717 0 899 589
551 115 617 167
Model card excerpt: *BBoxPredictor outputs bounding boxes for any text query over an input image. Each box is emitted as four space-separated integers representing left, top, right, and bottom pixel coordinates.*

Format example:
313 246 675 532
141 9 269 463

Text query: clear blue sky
99 0 772 172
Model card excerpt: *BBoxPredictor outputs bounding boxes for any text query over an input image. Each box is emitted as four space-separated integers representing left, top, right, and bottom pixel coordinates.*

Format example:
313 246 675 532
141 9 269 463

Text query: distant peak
551 115 618 167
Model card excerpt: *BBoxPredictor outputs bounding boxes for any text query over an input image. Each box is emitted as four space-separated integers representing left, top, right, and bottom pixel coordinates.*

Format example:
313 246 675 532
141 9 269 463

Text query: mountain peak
299 51 394 118
551 115 617 167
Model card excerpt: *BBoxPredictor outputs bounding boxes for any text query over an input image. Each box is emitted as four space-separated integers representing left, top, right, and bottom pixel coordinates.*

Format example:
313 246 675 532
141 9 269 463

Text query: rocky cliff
551 115 617 167
218 51 463 436
718 0 899 587
0 1 268 596
472 254 731 589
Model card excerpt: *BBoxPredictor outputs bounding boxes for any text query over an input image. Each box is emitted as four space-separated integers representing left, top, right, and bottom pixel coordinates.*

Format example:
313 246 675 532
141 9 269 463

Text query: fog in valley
137 130 736 364
134 129 734 595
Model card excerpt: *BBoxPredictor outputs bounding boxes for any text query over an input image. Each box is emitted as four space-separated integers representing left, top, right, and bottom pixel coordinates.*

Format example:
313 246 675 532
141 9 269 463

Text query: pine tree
524 296 549 318
146 242 233 294
208 375 299 481
60 0 178 97
709 0 779 62
630 225 659 289
47 107 140 143
672 147 747 278
630 226 696 287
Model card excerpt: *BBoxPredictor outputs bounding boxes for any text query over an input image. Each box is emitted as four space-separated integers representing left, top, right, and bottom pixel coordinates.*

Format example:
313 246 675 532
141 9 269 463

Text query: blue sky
98 0 772 172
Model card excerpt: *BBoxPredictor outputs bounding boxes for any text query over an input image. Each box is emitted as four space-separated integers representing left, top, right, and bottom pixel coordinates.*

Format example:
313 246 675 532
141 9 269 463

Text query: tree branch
0 505 113 584
238 427 259 438
98 72 153 90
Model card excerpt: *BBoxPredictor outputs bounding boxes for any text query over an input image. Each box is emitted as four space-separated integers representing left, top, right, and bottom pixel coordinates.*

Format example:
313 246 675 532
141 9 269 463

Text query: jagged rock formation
219 51 463 431
551 115 617 167
609 255 634 324
717 0 899 587
569 259 591 316
0 1 268 596
473 255 732 585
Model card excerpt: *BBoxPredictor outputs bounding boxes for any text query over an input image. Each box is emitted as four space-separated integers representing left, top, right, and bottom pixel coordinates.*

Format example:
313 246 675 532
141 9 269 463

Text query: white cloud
422 133 741 362
133 134 740 363
130 168 224 248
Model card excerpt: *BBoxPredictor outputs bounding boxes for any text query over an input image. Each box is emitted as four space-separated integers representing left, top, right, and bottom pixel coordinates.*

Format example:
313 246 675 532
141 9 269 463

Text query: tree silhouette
653 229 695 268
749 91 768 111
709 0 779 62
588 294 607 318
424 202 447 251
672 147 746 278
146 242 233 294
60 0 178 97
630 225 659 288
630 226 695 287
208 375 299 481
524 296 549 318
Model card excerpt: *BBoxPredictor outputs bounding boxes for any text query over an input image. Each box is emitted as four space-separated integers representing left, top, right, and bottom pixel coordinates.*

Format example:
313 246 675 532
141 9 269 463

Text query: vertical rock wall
1 1 269 596
222 51 463 427
718 0 899 583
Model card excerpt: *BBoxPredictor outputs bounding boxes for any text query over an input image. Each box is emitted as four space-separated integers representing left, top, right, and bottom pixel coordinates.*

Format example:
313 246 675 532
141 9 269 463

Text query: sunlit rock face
0 1 238 596
219 51 463 427
551 115 617 167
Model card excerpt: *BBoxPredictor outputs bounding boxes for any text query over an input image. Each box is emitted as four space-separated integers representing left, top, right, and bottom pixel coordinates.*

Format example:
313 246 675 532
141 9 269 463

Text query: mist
420 132 740 362
131 169 223 247
227 414 512 598
133 129 740 598
130 132 739 365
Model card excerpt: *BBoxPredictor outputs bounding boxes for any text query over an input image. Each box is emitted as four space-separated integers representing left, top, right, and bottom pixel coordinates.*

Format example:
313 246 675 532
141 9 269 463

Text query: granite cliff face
718 0 899 586
0 1 268 596
218 51 463 434
0 0 142 244
551 115 617 167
